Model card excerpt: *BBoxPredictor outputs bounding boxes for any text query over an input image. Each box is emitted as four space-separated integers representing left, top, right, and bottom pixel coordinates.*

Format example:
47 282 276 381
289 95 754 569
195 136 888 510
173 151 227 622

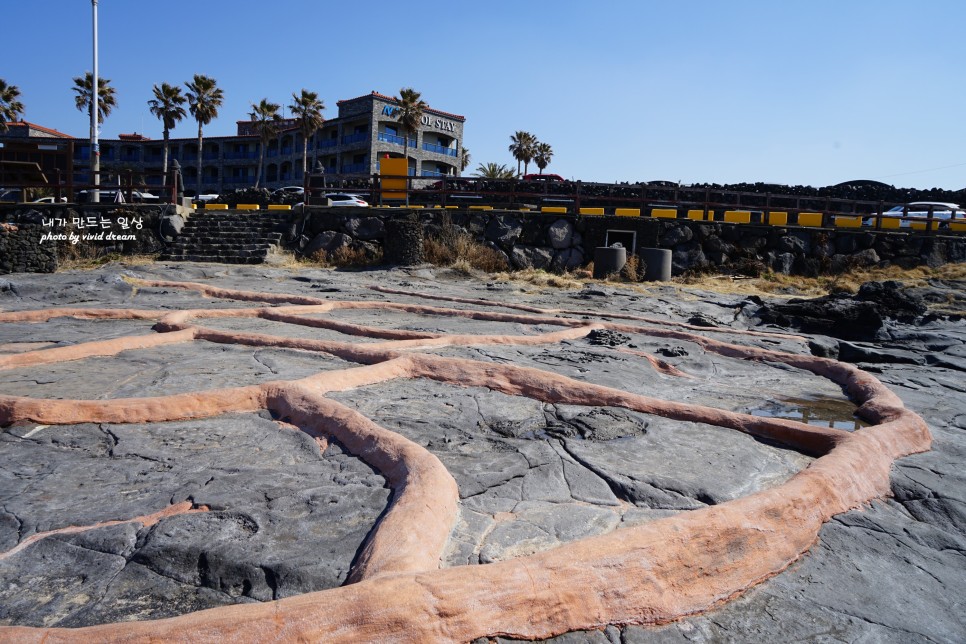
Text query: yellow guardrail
687 209 705 221
767 211 788 226
267 204 291 210
651 208 677 219
615 208 640 217
579 207 604 216
236 203 260 210
723 210 751 224
834 216 862 228
798 212 823 227
541 206 568 214
205 203 228 210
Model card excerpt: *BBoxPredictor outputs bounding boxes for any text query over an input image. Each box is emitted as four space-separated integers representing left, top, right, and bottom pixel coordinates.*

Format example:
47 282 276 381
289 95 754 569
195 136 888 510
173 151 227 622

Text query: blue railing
421 170 451 177
267 149 279 157
281 147 293 155
422 142 458 157
342 133 369 145
203 151 220 160
120 154 141 163
317 138 337 149
341 163 368 174
225 151 257 159
378 132 416 147
224 176 252 184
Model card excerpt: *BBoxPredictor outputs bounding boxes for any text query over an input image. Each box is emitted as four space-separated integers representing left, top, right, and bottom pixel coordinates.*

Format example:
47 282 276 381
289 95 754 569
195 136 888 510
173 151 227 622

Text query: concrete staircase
161 211 291 264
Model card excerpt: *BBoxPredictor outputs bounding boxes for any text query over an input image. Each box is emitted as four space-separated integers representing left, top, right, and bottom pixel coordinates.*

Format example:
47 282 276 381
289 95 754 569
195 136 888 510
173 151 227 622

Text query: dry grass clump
59 252 159 271
423 226 509 274
305 245 383 269
493 268 585 289
676 262 966 299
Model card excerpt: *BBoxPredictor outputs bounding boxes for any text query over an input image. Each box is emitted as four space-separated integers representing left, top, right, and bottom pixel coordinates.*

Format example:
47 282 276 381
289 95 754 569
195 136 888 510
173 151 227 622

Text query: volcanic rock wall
297 209 966 276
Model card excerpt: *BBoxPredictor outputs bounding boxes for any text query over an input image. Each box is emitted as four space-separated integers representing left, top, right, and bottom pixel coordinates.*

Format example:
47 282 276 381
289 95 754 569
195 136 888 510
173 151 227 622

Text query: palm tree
72 72 117 136
459 146 471 173
0 80 24 133
249 98 281 188
508 131 536 177
534 142 554 175
395 87 427 172
289 89 325 178
185 74 224 195
147 82 187 174
474 162 516 179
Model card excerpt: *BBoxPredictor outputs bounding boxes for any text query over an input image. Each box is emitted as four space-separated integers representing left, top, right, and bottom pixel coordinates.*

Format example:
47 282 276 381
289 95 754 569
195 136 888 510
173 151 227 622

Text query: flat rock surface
0 262 963 641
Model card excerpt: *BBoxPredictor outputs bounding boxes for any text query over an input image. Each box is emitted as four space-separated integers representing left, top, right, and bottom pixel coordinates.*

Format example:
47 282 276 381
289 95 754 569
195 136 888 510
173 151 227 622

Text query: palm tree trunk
196 122 203 196
256 145 264 189
162 128 170 176
302 138 308 177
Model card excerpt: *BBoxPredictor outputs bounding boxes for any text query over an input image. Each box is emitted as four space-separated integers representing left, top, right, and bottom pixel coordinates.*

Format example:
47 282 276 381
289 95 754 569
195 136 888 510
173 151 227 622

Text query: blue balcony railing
281 147 293 155
225 151 257 159
422 142 458 157
377 132 416 147
342 133 369 145
317 138 337 149
340 163 368 174
421 170 450 177
203 151 220 160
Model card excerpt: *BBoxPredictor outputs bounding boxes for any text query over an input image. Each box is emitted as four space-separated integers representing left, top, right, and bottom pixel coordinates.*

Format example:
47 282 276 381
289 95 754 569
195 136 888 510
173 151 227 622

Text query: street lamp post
91 0 100 203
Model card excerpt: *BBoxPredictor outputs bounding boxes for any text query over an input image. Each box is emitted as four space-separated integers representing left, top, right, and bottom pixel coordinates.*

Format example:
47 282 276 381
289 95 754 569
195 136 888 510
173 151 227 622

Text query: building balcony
421 170 451 177
422 142 458 157
341 133 369 145
281 147 293 155
340 163 368 174
225 151 257 160
377 132 416 147
224 176 253 184
317 138 337 149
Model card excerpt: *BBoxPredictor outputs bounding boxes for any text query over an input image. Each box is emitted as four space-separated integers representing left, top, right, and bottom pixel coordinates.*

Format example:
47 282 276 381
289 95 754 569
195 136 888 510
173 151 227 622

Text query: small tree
290 89 325 178
395 87 427 172
459 146 471 173
0 80 24 133
474 162 516 179
508 131 536 177
147 82 187 174
185 74 224 195
250 98 281 188
72 72 117 138
534 142 553 175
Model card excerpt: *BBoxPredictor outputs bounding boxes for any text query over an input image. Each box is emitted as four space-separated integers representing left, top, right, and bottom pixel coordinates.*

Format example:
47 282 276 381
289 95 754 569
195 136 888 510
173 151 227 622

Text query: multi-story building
0 91 465 197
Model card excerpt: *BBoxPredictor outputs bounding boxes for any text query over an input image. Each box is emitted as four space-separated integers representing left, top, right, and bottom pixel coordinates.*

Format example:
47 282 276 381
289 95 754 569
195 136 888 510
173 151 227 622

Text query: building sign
381 105 457 132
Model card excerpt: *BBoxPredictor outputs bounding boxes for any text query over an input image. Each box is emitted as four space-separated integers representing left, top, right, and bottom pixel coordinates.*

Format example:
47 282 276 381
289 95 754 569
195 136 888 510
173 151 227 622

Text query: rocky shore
0 263 962 642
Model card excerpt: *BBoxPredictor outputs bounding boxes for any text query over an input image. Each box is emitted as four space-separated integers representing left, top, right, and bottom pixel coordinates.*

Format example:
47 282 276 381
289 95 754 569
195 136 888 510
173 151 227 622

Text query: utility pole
91 0 100 203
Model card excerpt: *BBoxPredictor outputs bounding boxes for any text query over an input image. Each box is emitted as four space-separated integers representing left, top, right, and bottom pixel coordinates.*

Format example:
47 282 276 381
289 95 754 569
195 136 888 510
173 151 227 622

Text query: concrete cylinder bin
593 246 627 279
640 247 672 281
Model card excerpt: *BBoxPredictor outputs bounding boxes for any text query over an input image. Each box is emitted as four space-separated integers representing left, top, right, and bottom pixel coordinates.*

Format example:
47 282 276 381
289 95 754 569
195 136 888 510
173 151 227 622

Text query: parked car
75 189 159 203
273 186 304 196
0 188 23 202
32 196 68 203
324 193 369 207
521 173 566 182
194 193 220 202
864 202 965 228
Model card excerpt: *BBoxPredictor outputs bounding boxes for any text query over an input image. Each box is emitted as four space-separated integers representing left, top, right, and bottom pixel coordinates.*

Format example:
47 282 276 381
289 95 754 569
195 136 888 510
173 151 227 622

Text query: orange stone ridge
0 278 931 643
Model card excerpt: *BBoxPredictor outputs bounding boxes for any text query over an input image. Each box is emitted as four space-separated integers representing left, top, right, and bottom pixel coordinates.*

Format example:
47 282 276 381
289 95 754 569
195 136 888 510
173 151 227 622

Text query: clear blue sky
5 1 965 190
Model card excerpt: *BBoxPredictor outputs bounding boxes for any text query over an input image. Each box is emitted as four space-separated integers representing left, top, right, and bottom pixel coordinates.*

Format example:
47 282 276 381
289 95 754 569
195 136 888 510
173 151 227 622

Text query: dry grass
304 245 383 269
674 263 966 299
423 224 509 274
492 268 585 290
59 253 159 271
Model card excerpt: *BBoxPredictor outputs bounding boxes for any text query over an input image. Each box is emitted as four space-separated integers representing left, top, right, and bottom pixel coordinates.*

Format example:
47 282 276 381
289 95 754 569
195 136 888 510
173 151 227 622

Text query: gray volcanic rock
0 263 963 641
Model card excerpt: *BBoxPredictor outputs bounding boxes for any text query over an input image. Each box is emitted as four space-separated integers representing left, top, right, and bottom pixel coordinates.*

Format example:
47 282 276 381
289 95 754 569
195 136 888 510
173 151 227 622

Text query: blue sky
5 1 965 189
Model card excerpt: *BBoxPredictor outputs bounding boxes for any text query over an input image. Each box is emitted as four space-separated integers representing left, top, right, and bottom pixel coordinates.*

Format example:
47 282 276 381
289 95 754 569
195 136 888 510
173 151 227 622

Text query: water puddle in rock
748 396 869 431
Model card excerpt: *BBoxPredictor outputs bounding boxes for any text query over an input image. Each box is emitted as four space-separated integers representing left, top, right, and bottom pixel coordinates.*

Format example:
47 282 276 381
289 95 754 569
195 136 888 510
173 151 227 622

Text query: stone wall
1 204 178 272
0 223 57 274
294 209 966 276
